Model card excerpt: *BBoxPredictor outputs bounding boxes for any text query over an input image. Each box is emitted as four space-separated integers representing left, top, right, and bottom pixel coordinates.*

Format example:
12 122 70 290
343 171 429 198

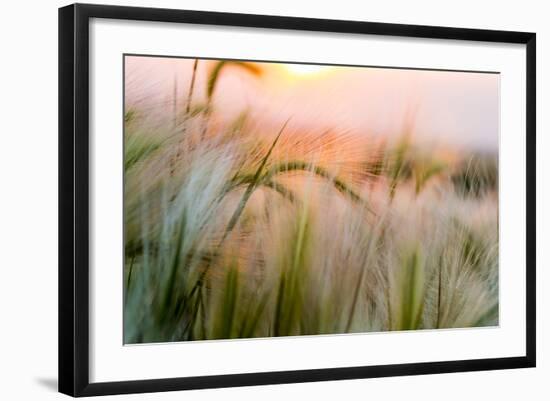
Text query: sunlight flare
283 64 332 77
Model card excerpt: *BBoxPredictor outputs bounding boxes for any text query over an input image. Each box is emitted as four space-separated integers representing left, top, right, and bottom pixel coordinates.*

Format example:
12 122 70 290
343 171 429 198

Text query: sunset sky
125 55 499 152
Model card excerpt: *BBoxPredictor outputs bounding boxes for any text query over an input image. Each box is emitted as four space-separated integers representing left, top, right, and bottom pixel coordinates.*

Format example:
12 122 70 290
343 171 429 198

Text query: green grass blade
222 120 289 241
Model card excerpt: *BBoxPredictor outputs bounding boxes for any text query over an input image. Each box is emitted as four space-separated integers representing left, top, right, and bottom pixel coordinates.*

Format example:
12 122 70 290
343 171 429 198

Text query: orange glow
283 64 331 77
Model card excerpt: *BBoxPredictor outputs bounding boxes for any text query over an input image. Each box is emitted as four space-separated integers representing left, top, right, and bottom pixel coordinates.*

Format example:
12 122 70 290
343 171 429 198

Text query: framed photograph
58 3 536 397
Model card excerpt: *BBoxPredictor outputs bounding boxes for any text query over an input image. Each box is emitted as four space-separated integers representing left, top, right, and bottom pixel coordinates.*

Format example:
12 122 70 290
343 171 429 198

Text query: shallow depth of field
123 56 499 343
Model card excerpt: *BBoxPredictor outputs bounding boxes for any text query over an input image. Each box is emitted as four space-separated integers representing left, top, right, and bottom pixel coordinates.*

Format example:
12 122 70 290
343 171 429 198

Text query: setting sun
284 64 331 76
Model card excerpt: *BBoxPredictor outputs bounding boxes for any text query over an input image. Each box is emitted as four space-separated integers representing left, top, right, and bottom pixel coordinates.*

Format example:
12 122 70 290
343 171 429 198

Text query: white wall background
0 0 546 399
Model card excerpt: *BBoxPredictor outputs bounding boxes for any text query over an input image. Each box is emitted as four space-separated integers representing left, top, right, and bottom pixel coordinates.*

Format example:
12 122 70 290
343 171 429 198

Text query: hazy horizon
125 55 499 153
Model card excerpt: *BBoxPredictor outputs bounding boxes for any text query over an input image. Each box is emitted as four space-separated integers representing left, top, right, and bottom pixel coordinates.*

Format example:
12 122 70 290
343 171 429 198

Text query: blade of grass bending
207 61 226 101
221 120 290 242
226 176 297 204
203 61 261 138
265 161 370 210
207 61 261 101
187 121 290 316
263 180 297 203
186 59 199 115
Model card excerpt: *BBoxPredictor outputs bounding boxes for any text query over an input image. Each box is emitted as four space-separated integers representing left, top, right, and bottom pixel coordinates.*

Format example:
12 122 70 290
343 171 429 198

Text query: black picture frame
59 3 536 397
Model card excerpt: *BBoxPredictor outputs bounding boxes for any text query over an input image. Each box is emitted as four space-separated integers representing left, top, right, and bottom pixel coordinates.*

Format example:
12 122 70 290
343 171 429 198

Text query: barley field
123 56 499 343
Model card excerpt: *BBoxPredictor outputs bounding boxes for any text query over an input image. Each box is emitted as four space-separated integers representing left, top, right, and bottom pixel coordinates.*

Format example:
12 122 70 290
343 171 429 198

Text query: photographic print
123 55 499 344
